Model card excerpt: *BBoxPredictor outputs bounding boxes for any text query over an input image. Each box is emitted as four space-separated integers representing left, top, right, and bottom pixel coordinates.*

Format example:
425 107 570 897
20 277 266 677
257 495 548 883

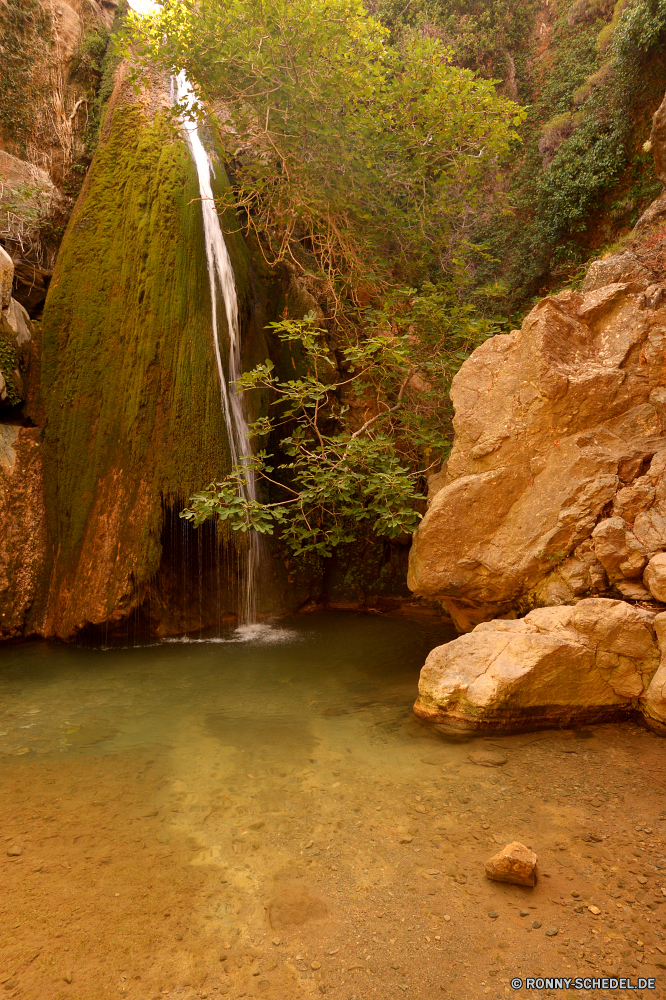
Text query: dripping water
172 71 261 625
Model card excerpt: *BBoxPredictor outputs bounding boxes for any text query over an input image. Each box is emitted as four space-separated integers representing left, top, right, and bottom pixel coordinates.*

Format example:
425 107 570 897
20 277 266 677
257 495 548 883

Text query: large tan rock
408 278 666 626
591 516 647 580
643 613 666 730
651 89 666 185
644 553 666 602
581 252 650 293
54 1 82 63
414 598 660 730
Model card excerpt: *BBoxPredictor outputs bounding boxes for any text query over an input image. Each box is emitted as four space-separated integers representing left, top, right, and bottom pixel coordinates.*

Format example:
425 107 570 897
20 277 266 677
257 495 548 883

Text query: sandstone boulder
591 516 647 580
644 553 666 602
581 252 650 293
634 190 666 232
643 612 666 730
485 842 537 887
414 598 661 730
408 276 666 627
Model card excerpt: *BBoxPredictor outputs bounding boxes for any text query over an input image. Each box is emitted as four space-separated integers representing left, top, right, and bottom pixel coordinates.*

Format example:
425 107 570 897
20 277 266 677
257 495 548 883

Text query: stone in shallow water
267 885 328 929
468 750 507 767
414 598 661 730
485 842 537 887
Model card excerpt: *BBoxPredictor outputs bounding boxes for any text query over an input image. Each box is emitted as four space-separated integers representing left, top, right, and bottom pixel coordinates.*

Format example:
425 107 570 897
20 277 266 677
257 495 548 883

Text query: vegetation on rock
125 0 523 554
0 0 52 154
39 100 258 630
470 0 666 311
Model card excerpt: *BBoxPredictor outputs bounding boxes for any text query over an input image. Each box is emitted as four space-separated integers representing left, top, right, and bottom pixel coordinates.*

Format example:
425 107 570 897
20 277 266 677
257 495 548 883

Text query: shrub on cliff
124 0 523 553
124 0 523 296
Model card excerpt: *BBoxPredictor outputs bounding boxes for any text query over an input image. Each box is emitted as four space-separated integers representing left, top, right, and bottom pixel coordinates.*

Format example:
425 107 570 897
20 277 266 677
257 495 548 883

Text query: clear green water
0 613 457 763
3 612 666 1000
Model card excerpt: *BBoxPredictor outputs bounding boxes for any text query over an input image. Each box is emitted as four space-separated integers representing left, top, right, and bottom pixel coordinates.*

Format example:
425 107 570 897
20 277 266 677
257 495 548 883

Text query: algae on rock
39 91 269 636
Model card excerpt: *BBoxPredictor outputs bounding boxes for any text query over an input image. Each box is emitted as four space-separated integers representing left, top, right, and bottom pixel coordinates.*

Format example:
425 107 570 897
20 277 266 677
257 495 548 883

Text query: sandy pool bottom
2 613 666 1000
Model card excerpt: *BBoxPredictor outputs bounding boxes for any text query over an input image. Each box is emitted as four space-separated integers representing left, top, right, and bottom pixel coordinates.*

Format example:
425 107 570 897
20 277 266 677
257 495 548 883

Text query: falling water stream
173 71 261 624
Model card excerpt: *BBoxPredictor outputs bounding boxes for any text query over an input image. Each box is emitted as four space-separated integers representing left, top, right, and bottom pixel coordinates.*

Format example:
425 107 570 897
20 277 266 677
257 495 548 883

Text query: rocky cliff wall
1 0 118 317
409 99 666 635
408 267 666 629
32 67 287 638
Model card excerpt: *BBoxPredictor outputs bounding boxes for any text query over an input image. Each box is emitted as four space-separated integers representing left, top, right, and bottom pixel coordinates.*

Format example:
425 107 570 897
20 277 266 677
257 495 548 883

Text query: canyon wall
1 0 119 317
0 61 411 640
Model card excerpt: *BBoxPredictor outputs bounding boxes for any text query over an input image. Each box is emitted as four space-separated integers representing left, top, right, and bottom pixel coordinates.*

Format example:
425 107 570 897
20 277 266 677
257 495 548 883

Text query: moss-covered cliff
37 80 274 637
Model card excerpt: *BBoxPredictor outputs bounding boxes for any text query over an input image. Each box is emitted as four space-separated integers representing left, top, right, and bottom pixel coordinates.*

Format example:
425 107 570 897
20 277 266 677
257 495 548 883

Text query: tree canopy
125 0 523 296
122 0 524 553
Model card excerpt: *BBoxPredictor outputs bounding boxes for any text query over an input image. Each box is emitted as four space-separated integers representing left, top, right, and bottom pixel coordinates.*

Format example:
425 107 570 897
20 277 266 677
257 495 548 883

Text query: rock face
414 598 666 731
0 0 115 316
0 426 48 638
0 247 34 407
485 842 537 887
644 553 666 602
580 251 650 292
37 71 263 638
408 274 666 630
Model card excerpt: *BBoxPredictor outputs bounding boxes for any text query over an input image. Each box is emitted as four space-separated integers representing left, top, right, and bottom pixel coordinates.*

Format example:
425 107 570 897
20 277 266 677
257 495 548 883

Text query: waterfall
173 71 261 624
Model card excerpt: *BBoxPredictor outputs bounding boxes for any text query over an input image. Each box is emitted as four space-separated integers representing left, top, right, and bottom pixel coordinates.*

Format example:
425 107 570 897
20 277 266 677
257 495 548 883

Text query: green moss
92 0 128 139
40 101 259 601
0 0 52 153
0 331 21 406
597 0 632 52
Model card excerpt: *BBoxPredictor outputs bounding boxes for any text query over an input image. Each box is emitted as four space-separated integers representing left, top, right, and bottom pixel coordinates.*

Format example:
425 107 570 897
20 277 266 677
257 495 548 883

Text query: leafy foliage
532 114 626 253
470 0 666 312
121 0 523 554
182 295 499 556
374 0 537 82
613 0 666 63
124 0 523 298
77 27 111 76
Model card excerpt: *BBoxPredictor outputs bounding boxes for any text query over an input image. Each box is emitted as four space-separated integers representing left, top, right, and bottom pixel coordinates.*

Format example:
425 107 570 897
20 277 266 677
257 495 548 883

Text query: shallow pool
2 612 666 999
